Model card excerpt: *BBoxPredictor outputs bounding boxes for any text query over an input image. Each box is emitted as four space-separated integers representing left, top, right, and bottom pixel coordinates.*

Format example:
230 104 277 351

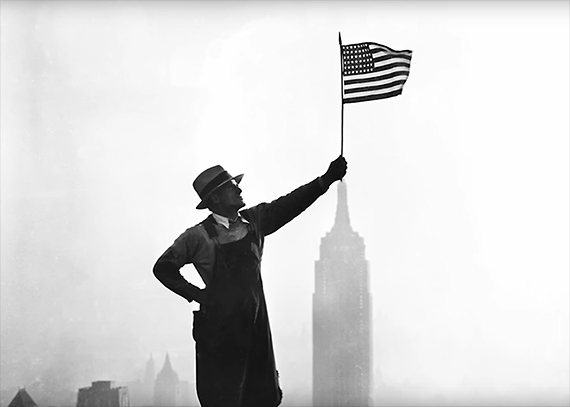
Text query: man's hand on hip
192 288 209 305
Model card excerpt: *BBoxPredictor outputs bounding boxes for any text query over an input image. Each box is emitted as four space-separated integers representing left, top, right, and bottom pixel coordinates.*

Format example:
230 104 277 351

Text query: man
153 155 347 407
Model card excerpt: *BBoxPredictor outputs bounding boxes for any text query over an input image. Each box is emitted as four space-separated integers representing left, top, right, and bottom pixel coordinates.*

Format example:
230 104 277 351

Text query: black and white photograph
1 1 568 406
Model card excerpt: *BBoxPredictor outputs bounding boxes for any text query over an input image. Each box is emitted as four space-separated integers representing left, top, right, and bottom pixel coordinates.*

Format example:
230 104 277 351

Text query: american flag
341 42 412 104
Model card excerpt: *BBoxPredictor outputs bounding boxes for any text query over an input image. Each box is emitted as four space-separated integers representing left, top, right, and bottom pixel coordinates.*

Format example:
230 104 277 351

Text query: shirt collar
212 212 249 229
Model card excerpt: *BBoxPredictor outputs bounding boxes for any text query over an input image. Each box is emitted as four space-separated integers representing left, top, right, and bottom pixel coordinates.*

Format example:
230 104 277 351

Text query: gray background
1 1 568 406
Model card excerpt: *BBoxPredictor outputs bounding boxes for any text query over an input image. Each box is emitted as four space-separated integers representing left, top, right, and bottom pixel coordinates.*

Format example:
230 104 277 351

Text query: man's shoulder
174 219 210 242
240 207 260 223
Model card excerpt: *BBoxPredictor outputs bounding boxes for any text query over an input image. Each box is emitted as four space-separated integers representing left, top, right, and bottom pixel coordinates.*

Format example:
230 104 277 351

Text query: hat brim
196 174 243 209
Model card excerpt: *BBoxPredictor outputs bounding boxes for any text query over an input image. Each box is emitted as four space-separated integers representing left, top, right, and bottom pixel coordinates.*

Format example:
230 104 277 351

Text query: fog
1 1 568 406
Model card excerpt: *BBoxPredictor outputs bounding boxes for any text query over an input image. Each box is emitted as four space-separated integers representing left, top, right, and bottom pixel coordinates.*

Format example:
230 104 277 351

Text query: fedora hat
193 165 244 210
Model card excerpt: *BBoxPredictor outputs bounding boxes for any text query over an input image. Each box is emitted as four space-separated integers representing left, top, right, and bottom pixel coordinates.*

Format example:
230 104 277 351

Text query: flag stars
342 44 374 75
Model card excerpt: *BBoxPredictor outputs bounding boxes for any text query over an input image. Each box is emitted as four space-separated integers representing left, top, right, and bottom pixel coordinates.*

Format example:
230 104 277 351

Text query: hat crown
193 165 243 209
193 165 227 196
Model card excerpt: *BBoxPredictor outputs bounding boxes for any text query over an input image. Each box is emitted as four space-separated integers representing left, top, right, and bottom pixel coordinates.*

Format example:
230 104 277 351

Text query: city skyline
1 1 568 407
2 353 192 407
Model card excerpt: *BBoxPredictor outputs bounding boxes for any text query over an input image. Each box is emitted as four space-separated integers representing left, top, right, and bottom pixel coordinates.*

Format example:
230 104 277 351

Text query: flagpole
339 32 344 157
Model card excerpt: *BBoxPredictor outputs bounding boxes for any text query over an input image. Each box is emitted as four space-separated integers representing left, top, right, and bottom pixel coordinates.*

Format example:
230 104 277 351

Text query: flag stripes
344 80 408 94
344 89 404 104
344 69 406 85
341 42 412 104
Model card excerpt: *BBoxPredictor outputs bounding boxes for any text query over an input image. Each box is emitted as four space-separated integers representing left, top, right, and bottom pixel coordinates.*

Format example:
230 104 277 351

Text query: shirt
212 212 249 229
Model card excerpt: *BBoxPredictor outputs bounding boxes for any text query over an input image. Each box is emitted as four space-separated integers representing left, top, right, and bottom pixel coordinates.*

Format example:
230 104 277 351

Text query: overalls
192 216 283 407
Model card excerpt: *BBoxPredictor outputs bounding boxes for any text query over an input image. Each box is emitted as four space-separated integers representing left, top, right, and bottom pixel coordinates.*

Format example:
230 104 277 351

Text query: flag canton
342 44 373 76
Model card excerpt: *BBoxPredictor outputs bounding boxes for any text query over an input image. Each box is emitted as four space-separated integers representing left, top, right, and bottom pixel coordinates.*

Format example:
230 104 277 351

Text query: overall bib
192 216 283 407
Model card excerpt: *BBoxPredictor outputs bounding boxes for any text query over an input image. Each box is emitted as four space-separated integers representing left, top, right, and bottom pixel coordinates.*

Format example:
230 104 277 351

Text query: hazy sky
1 1 568 406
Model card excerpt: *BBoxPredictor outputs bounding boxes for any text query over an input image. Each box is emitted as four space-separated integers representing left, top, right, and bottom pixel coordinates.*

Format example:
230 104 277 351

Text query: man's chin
232 200 246 210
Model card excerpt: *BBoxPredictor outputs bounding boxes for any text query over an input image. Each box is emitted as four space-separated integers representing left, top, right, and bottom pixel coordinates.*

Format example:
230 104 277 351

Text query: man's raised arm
242 156 347 236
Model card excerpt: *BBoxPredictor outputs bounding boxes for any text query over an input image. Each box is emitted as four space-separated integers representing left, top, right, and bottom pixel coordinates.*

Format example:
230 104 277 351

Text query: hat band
200 171 232 199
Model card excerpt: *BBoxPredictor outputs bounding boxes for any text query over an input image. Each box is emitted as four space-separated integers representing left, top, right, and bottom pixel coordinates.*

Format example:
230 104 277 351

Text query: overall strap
240 210 263 253
201 215 219 242
240 210 258 237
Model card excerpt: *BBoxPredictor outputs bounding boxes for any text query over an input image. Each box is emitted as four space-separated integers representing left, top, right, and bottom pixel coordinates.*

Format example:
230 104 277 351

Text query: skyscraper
313 182 372 407
76 381 130 407
142 354 156 405
154 353 180 407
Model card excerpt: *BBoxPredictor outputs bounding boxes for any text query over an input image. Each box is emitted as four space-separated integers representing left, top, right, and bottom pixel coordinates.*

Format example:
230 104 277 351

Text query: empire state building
313 182 372 407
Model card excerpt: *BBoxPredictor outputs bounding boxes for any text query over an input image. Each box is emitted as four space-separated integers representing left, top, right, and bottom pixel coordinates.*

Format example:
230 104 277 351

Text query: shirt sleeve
153 226 205 302
242 177 329 237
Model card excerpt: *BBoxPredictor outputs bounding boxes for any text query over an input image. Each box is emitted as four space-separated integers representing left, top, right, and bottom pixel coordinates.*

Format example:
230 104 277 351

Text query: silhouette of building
154 353 181 407
313 182 372 407
8 388 38 407
125 354 157 407
142 354 156 405
76 381 130 407
143 354 156 390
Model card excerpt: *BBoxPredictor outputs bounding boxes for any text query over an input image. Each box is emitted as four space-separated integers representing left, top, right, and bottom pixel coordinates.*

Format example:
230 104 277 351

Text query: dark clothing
153 177 329 407
193 216 281 407
153 177 328 301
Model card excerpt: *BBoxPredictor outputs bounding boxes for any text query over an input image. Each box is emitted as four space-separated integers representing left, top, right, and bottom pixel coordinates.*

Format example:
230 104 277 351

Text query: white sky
1 1 568 406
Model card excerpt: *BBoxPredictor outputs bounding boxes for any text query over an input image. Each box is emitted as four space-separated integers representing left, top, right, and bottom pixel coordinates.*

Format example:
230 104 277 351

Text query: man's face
212 179 245 210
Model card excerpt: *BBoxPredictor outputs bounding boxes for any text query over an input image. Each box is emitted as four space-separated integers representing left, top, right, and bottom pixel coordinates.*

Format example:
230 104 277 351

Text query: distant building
154 353 181 407
76 381 129 407
142 354 156 405
143 354 156 393
124 354 157 407
122 380 144 407
8 388 38 407
313 182 373 406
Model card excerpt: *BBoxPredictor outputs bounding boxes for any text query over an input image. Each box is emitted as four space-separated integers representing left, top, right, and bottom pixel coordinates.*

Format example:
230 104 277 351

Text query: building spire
144 353 156 384
332 181 353 232
163 352 173 372
8 388 38 407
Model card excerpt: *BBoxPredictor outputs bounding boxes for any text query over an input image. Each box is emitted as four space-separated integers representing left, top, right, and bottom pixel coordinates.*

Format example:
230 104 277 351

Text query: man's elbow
153 258 170 280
